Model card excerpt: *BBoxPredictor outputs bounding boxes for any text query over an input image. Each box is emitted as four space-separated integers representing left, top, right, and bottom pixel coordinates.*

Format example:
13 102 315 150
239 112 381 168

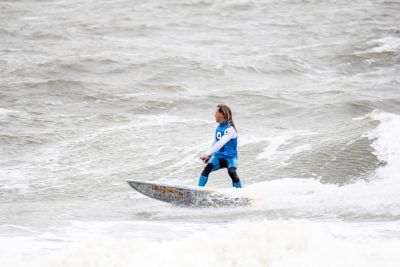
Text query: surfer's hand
200 154 211 163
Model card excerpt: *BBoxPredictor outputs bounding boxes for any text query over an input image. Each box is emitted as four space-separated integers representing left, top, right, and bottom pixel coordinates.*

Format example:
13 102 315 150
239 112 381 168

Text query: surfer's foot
233 181 242 188
198 175 208 187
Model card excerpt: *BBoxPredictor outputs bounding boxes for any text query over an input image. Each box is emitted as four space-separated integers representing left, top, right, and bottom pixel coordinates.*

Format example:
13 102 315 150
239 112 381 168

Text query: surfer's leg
198 155 220 186
199 163 214 186
227 158 242 188
228 168 241 188
218 158 228 169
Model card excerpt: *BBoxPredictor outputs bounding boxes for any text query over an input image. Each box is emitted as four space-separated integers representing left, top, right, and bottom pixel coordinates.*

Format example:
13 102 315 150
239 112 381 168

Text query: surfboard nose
127 180 135 188
127 180 135 186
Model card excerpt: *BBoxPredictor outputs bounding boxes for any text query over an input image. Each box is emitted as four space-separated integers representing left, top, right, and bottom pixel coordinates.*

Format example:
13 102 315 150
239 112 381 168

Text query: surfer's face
215 108 225 123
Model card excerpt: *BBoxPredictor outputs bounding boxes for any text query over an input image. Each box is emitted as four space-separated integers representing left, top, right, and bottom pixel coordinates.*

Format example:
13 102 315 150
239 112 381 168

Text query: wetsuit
198 121 242 188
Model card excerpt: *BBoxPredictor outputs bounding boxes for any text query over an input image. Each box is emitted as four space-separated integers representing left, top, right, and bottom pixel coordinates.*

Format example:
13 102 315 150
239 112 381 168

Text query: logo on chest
216 128 230 140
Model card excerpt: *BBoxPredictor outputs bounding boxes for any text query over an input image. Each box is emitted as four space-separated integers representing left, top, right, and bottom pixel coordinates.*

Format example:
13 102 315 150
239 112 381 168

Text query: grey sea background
1 0 400 266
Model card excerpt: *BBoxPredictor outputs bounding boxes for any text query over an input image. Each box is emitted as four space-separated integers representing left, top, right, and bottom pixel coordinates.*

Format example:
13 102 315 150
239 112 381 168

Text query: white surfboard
127 180 251 207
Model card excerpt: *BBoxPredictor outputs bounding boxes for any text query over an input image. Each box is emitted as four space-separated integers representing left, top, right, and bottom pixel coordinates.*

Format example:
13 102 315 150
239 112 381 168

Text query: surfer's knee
227 167 240 183
201 163 215 177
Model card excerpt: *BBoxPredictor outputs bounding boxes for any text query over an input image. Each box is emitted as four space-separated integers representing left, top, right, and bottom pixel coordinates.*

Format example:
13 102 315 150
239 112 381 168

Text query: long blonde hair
217 104 237 133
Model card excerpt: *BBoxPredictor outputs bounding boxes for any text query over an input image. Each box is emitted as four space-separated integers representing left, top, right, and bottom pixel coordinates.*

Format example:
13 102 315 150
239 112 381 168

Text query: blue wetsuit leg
198 155 221 186
225 157 242 188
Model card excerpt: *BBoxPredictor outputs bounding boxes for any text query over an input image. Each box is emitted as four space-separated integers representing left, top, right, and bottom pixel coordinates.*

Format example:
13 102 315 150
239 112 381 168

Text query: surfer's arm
211 125 217 146
205 127 237 156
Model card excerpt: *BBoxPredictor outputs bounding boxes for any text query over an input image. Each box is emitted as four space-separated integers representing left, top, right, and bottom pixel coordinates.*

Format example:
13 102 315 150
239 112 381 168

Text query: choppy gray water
1 0 400 266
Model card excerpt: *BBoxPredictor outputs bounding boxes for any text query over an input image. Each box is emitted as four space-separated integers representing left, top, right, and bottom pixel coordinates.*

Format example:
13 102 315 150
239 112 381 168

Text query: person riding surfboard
199 104 242 188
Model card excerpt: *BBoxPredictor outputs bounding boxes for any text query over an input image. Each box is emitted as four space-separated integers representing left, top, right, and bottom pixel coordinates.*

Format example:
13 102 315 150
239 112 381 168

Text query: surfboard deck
127 180 251 207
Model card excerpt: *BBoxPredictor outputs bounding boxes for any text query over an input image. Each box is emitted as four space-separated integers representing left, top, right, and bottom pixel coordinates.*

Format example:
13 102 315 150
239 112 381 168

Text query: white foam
0 108 16 115
2 219 400 267
256 131 314 164
370 36 400 53
256 135 290 160
233 111 400 217
363 111 400 179
0 168 31 193
235 176 400 218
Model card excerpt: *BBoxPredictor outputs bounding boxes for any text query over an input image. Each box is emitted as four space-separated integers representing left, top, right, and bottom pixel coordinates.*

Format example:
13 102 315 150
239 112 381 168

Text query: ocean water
1 0 400 266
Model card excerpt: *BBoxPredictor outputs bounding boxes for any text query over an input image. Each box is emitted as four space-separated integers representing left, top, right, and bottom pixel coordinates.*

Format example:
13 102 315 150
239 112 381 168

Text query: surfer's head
216 104 237 132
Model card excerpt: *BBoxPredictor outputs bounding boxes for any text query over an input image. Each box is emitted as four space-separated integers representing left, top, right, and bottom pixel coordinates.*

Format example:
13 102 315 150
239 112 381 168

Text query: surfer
198 104 242 188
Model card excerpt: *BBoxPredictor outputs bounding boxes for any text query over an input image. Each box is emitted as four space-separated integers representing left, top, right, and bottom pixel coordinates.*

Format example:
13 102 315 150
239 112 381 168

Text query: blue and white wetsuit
198 121 242 188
